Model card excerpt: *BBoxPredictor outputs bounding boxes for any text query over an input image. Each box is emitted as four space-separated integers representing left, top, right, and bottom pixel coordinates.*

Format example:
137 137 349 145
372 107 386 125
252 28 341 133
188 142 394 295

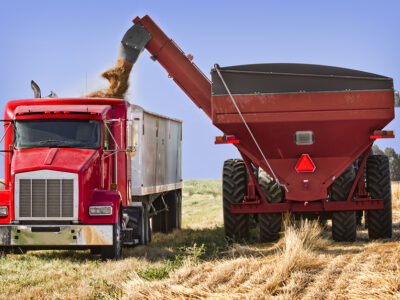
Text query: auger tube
119 15 212 118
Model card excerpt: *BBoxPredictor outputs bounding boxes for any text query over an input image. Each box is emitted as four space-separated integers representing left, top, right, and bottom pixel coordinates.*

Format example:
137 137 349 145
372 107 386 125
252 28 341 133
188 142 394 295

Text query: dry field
0 181 399 299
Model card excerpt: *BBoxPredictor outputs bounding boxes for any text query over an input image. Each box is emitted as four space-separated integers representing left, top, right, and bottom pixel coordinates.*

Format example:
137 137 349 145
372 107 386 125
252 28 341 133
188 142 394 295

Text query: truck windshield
14 120 101 149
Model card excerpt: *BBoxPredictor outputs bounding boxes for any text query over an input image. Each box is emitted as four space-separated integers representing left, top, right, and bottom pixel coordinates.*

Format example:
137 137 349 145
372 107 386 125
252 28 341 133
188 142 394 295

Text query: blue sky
0 0 399 179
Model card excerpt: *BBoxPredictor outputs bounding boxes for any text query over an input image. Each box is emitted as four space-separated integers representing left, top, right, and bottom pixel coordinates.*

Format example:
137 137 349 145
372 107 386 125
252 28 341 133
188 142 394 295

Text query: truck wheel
101 215 122 260
258 169 284 242
366 155 392 239
152 195 172 234
330 165 357 242
166 190 182 230
223 159 249 240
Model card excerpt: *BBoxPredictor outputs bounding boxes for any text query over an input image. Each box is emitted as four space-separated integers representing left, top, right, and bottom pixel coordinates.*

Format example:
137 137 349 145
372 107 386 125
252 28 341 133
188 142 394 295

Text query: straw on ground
0 180 399 299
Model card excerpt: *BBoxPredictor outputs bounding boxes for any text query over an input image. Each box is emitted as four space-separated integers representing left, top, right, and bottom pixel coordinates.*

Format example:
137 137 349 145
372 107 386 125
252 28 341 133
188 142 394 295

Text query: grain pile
87 59 133 99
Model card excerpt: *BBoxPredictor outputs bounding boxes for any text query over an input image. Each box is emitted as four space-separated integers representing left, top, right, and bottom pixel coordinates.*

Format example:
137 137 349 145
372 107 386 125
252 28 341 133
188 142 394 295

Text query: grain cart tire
223 159 249 240
366 155 392 239
101 212 122 260
166 190 182 230
330 165 357 242
258 169 284 242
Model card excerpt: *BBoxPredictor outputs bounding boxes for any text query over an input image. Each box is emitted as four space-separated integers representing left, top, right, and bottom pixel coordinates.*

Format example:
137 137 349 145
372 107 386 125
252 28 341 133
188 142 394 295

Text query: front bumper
0 225 113 246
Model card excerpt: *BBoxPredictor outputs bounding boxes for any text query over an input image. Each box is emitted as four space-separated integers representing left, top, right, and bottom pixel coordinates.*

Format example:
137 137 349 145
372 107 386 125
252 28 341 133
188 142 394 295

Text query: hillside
0 180 399 299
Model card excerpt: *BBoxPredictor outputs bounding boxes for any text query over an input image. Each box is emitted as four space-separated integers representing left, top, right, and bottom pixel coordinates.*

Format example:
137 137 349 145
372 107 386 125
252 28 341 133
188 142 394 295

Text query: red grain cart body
211 64 394 203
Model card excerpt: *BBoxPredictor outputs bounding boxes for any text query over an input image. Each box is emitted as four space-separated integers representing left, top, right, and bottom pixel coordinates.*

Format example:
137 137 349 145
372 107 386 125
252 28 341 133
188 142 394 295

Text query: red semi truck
0 97 182 259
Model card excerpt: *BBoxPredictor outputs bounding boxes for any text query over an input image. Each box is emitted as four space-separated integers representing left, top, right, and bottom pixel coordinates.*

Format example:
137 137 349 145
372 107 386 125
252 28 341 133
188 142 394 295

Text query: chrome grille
18 178 74 219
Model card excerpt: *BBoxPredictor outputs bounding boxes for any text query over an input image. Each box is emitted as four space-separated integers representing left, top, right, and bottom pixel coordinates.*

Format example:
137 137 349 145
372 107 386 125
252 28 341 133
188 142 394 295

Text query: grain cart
0 95 182 259
114 15 397 242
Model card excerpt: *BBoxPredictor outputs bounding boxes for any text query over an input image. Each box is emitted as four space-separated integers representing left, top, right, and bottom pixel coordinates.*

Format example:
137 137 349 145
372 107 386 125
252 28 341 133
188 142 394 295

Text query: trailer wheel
152 195 171 234
101 213 122 260
223 159 249 240
330 165 357 242
366 155 392 239
167 190 182 230
258 169 284 242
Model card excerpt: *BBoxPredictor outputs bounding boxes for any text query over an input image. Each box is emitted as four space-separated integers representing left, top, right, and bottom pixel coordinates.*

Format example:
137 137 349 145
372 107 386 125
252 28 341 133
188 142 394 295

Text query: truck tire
330 165 357 242
223 159 249 240
366 155 392 239
101 214 122 260
258 169 284 242
166 190 182 230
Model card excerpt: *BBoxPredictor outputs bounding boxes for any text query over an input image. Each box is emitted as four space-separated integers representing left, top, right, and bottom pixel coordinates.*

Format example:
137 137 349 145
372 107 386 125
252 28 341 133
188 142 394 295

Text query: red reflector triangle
295 154 316 173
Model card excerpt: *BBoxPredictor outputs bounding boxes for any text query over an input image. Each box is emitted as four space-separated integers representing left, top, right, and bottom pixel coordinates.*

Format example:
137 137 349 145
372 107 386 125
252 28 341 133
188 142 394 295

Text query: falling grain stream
87 59 133 99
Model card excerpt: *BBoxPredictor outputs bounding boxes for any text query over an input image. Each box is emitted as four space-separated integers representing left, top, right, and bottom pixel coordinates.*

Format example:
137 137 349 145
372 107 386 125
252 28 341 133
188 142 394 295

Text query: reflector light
295 154 316 173
215 135 239 144
370 130 394 139
294 131 314 145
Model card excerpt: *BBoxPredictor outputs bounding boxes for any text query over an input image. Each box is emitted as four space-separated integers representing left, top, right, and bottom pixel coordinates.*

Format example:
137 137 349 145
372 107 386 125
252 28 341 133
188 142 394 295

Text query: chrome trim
0 225 113 246
15 170 79 221
132 182 183 196
89 206 113 216
0 206 8 217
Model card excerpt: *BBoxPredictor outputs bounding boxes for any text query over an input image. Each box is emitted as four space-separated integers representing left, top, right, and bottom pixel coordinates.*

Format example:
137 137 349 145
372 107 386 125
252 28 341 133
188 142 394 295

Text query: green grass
182 179 222 228
137 243 205 281
183 179 221 197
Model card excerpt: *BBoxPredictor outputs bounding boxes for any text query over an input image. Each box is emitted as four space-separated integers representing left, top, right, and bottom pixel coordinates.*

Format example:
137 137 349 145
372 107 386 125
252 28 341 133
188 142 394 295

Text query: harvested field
0 180 399 299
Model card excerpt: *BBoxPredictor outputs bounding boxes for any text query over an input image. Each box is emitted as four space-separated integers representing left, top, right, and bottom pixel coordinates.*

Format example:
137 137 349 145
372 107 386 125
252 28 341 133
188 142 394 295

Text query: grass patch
183 179 221 197
137 256 184 281
137 243 206 281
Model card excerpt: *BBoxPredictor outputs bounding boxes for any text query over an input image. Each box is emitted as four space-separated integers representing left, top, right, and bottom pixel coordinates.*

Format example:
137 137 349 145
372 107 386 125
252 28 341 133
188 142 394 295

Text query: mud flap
123 203 151 246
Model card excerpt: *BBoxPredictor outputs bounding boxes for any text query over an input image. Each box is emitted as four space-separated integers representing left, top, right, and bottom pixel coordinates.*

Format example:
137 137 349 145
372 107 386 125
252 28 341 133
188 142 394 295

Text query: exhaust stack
31 80 41 98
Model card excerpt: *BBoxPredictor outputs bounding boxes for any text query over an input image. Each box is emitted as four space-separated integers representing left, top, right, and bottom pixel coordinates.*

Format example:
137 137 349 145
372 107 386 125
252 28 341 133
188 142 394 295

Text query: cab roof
14 104 111 116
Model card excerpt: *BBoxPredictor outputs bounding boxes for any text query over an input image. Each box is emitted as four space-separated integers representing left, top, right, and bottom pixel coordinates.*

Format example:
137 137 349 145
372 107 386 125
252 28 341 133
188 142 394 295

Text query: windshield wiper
39 140 62 145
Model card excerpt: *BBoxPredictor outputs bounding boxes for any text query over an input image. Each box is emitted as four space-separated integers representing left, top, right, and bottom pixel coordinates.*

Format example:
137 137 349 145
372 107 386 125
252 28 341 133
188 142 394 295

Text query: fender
0 190 11 224
86 189 121 224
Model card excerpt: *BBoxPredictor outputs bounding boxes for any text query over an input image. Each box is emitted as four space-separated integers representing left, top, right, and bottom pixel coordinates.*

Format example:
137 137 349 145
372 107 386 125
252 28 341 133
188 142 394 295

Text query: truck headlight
0 206 8 217
89 206 112 216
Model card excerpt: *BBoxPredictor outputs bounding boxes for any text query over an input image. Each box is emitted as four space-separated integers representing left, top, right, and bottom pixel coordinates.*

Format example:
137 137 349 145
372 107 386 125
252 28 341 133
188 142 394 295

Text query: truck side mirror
126 121 138 157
